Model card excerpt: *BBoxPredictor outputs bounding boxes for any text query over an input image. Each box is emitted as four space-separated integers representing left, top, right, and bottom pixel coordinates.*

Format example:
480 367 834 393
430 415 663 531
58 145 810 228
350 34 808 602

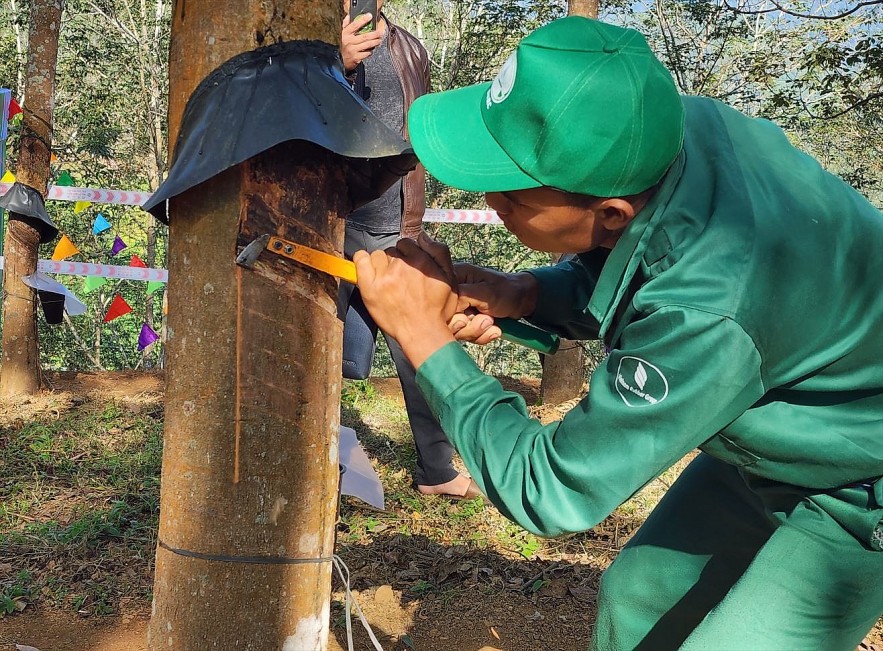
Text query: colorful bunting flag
146 281 165 296
56 171 74 186
92 213 112 234
110 236 127 256
73 200 92 213
129 254 146 268
82 276 108 293
7 97 21 120
103 294 132 323
51 234 80 261
50 152 58 163
137 323 160 351
0 170 14 183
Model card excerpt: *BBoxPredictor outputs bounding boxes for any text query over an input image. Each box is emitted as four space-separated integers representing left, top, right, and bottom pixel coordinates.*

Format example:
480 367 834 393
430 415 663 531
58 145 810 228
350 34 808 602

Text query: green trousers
592 454 883 651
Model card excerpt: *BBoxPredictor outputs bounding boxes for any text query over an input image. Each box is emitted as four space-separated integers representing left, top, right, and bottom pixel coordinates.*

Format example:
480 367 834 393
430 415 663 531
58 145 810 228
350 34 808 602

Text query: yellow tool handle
266 236 558 354
267 236 358 285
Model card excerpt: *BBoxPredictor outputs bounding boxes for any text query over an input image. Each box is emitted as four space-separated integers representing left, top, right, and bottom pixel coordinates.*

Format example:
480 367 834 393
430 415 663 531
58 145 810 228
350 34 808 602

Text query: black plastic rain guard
143 39 418 221
0 182 59 243
37 290 65 324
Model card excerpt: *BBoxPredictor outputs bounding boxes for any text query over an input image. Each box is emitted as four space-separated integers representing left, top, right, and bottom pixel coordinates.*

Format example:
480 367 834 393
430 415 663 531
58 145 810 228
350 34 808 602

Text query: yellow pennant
73 200 92 214
51 234 81 261
0 170 14 183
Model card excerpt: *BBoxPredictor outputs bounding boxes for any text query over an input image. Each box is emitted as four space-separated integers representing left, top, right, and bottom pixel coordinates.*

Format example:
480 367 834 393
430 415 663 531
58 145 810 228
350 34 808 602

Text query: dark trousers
338 228 457 487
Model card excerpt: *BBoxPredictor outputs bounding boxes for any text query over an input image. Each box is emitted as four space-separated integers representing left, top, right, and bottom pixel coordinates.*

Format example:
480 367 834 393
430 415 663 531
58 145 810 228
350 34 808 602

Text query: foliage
1 0 171 371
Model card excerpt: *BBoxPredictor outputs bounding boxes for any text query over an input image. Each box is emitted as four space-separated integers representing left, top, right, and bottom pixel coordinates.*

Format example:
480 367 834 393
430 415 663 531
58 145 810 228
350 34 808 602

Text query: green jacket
416 96 883 545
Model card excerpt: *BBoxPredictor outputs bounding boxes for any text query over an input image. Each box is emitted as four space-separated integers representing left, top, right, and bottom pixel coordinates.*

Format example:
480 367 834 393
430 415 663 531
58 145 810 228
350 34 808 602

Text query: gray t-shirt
347 27 405 233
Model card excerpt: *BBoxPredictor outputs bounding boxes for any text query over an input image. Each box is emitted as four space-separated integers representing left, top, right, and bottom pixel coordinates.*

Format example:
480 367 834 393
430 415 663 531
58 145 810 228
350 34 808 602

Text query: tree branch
723 0 881 20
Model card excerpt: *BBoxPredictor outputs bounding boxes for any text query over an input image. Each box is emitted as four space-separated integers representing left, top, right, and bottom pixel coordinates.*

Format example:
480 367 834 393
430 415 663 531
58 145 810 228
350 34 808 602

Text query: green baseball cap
408 17 685 197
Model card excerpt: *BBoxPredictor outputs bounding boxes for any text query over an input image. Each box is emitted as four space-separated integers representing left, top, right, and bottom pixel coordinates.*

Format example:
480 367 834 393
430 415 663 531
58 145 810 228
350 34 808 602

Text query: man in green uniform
353 16 883 650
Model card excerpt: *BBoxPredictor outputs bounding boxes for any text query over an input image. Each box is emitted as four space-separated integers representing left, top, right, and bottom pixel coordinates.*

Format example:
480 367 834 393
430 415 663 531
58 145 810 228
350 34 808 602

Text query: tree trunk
148 3 345 650
539 0 600 406
568 0 599 18
0 0 63 398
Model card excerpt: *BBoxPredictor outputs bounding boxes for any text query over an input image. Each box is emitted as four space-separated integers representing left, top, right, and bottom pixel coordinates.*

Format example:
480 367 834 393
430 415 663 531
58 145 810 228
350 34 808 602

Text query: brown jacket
350 17 429 239
387 19 430 239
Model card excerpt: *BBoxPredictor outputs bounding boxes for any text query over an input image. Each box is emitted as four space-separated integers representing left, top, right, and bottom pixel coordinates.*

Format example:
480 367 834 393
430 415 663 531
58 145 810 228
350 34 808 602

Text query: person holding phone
337 2 480 499
353 16 883 651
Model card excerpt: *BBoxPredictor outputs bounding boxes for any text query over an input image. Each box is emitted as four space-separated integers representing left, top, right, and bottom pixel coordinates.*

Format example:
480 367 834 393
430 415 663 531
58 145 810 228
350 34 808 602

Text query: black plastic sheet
143 39 417 222
0 182 58 243
37 290 65 325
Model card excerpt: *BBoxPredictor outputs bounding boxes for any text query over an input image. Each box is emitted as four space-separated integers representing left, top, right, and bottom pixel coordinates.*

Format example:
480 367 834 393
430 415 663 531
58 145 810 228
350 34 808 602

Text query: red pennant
130 254 146 268
7 98 22 120
103 294 133 323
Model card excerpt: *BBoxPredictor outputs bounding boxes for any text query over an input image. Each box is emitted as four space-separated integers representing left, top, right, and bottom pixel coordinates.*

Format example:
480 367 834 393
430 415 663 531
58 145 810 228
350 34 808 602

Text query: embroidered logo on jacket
615 356 669 407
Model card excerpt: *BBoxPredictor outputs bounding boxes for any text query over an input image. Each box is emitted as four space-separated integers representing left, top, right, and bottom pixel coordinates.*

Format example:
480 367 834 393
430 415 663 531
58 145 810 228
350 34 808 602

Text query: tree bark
0 0 64 397
568 0 599 18
148 2 346 649
539 0 600 406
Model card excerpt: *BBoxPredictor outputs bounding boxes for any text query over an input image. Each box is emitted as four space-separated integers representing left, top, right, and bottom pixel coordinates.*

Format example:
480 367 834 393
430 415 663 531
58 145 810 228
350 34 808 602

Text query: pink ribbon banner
423 208 501 224
0 257 168 282
1 184 503 223
0 182 153 206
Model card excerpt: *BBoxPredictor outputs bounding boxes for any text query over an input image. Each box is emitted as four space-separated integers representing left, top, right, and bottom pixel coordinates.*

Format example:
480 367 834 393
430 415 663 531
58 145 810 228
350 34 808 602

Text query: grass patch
0 374 683 622
0 393 162 616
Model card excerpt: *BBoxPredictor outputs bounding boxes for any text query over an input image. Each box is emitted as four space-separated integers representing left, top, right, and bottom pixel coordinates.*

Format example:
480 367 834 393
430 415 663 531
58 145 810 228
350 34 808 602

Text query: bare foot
417 474 481 499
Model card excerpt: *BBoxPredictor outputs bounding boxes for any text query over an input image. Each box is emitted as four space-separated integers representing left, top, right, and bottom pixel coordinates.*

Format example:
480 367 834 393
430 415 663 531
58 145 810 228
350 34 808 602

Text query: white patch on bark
282 616 324 651
270 495 288 525
299 532 319 552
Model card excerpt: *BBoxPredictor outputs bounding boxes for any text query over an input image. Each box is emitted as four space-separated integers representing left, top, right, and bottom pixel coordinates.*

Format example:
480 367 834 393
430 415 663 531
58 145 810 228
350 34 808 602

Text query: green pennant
82 276 108 293
146 281 165 296
56 170 75 186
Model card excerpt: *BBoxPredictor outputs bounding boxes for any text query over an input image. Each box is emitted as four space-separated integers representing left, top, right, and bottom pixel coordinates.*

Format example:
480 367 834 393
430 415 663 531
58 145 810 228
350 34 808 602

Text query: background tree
0 0 64 397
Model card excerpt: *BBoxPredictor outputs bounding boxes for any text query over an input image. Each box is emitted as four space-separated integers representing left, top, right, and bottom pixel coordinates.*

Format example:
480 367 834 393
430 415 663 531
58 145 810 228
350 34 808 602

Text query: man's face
485 187 613 254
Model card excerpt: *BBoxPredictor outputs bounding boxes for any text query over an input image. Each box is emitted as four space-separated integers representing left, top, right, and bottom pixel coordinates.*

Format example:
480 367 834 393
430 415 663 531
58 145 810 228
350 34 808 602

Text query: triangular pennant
51 234 80 261
92 213 112 234
146 281 165 296
110 236 127 256
50 152 58 163
7 97 22 120
55 171 74 186
137 323 160 351
129 254 146 268
103 293 133 323
73 200 92 214
82 276 108 293
1 170 14 183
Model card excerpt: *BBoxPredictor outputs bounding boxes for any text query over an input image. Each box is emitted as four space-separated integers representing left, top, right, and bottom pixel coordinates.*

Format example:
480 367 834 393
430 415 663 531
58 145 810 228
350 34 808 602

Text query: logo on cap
486 53 517 109
615 356 668 407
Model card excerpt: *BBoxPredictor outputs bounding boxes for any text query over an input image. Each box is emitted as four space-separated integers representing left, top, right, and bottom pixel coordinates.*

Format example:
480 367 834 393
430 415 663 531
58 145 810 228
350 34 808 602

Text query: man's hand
354 238 459 368
413 234 540 347
455 263 539 320
341 13 382 73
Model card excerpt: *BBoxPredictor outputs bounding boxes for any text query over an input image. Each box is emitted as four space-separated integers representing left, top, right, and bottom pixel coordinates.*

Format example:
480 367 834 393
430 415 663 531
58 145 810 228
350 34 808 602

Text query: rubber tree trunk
148 3 346 650
568 0 599 18
540 0 600 406
0 0 63 397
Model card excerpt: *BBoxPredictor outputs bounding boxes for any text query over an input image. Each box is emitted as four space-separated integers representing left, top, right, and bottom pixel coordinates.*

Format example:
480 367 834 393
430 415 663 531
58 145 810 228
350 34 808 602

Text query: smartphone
349 0 377 34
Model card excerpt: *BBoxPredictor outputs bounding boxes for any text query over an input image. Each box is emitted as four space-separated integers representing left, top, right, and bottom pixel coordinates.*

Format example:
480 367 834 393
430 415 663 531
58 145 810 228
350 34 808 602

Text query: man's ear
596 198 638 232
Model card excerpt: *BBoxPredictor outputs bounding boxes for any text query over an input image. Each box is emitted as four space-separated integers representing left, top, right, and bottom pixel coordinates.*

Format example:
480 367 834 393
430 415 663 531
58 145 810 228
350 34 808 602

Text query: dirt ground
0 371 880 651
